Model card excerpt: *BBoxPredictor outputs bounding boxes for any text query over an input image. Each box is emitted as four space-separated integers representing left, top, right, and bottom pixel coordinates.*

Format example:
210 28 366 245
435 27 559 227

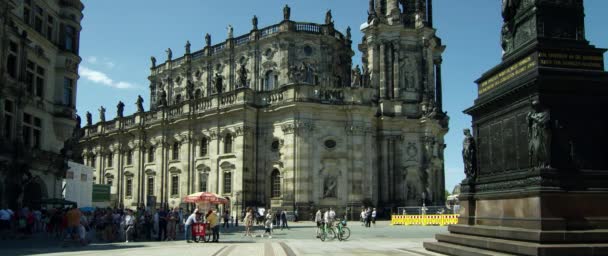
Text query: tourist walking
262 209 273 238
360 208 366 226
157 208 167 241
124 209 135 243
243 208 254 237
280 209 289 230
223 210 230 228
371 208 377 227
206 210 220 242
166 207 179 241
365 208 372 228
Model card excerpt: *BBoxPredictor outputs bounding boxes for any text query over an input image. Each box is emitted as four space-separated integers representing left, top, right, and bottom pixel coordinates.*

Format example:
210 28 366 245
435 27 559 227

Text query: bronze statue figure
116 101 125 118
98 106 106 122
462 129 477 179
136 95 144 113
205 33 211 47
528 100 551 168
150 56 156 68
185 40 191 55
283 4 291 20
227 25 233 38
85 111 92 126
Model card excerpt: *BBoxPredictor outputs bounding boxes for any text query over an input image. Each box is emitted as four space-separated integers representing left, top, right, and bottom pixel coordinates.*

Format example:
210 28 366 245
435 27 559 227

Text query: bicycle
317 222 336 242
335 219 350 241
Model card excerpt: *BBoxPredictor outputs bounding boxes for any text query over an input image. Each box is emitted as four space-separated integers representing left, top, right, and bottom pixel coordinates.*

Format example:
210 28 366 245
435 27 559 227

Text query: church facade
78 0 448 217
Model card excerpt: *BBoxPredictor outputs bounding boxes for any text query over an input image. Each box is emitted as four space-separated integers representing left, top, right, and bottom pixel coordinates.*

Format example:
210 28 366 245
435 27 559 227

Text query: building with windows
0 0 84 209
79 0 447 217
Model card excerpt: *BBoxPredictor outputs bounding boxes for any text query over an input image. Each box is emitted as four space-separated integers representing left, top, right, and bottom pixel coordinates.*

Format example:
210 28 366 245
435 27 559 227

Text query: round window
271 140 280 152
304 46 313 56
324 139 336 149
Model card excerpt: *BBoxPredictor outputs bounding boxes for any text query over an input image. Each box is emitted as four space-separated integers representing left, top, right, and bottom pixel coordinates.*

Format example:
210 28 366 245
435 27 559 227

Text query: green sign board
92 184 111 202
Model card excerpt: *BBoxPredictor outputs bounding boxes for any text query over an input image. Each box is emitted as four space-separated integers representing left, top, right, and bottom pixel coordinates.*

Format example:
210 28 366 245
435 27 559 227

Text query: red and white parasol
183 192 229 204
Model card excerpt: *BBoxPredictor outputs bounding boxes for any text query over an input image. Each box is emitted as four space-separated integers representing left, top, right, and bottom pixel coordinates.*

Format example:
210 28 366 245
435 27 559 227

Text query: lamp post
235 191 241 227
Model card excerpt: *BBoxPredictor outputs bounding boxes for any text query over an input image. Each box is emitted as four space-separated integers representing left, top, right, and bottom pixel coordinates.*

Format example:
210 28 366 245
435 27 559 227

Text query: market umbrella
183 192 229 204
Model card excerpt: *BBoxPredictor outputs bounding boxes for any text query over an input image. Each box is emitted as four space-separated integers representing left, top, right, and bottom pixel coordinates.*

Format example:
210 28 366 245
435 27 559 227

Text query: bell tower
360 0 448 208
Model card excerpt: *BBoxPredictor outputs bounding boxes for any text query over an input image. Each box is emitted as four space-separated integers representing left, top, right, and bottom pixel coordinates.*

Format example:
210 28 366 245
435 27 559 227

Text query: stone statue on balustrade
159 89 168 107
136 95 144 113
214 73 223 94
150 56 156 68
186 80 195 100
528 100 552 168
346 26 351 41
166 48 172 61
85 111 92 126
227 25 233 39
351 65 362 87
238 64 248 88
116 101 125 118
252 15 258 30
205 33 211 47
325 10 333 24
462 129 477 179
185 40 191 55
98 106 106 122
283 5 291 20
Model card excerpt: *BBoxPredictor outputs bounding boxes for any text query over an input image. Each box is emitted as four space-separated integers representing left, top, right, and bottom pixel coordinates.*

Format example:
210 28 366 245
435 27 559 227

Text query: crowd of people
360 207 377 228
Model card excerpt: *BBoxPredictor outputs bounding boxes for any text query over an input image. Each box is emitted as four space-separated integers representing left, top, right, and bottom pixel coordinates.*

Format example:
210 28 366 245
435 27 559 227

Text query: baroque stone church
78 0 448 216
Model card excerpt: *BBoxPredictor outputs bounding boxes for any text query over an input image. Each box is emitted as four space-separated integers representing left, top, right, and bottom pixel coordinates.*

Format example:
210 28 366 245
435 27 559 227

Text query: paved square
0 221 447 256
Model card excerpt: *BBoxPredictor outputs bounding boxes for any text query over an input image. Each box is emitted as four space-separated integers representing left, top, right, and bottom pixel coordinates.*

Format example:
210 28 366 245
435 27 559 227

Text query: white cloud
105 61 116 69
79 66 137 89
86 56 98 64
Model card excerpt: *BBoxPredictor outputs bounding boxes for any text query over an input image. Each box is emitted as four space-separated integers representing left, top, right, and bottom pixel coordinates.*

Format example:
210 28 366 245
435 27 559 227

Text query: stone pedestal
424 1 608 255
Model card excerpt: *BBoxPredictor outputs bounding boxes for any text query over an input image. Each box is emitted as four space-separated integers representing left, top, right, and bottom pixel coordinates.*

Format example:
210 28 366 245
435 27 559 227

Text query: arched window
147 147 155 162
107 153 113 167
199 172 208 192
171 174 179 196
271 169 281 198
125 177 133 197
126 150 133 165
223 172 232 194
224 134 233 154
172 142 180 160
200 137 208 156
304 66 314 84
264 71 277 91
147 176 154 196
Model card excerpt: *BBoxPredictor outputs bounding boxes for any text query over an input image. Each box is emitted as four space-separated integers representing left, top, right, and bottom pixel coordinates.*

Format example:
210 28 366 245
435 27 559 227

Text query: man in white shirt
371 208 377 227
315 209 323 238
184 209 199 243
124 209 135 243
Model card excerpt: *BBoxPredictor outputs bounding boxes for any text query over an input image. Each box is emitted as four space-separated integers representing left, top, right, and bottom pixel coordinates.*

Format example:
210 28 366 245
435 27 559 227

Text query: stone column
393 42 401 99
434 58 443 112
379 43 387 99
379 135 389 203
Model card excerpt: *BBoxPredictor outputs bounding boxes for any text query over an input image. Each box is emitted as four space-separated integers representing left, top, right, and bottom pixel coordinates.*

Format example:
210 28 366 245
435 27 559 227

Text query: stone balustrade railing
81 85 375 138
152 21 346 69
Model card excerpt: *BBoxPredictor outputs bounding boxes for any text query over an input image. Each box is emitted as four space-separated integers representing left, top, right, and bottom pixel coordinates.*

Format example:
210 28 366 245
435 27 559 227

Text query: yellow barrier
390 214 459 226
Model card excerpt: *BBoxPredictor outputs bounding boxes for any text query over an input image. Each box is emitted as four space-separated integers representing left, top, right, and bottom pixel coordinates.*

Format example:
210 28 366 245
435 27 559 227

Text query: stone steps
424 232 608 256
424 241 516 256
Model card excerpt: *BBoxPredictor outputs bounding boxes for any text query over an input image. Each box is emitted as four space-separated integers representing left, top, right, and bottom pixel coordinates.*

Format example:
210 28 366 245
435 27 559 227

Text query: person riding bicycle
314 209 323 238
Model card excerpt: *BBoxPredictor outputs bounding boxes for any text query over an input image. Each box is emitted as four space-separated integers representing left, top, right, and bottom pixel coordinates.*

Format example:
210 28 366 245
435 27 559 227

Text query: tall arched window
224 134 233 154
172 142 180 160
223 172 232 194
147 146 155 162
126 150 133 165
199 172 208 192
200 137 208 156
147 176 154 196
264 71 277 91
271 169 281 198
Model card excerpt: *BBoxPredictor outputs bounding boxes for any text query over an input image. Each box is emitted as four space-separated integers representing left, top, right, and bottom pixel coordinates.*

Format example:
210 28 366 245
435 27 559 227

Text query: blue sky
77 0 608 192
